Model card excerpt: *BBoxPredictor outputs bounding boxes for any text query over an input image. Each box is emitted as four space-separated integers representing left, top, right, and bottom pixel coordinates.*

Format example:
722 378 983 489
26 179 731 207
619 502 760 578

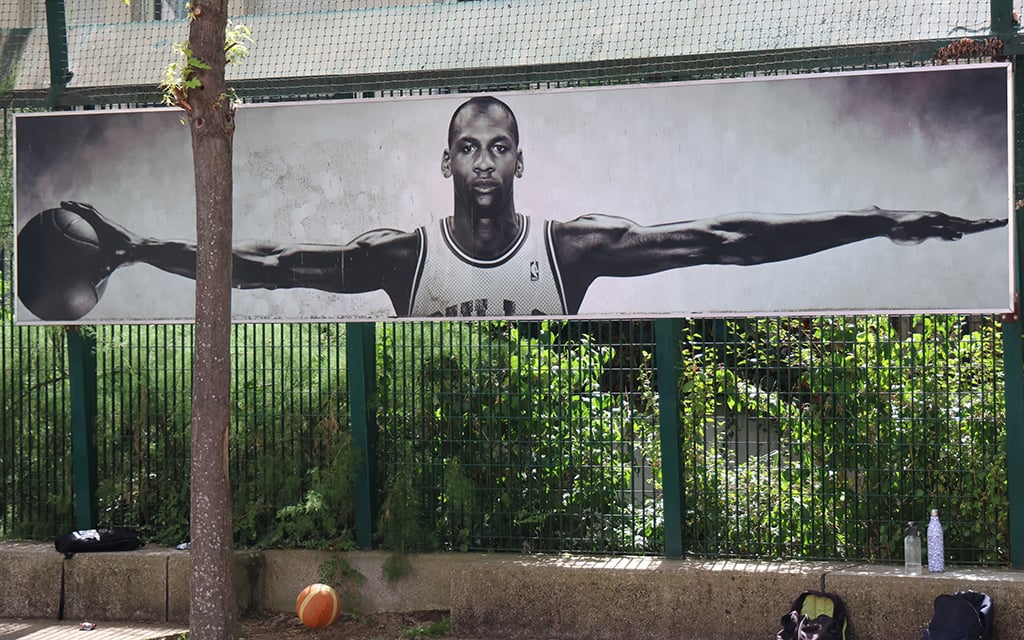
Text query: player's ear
515 149 524 178
441 149 452 178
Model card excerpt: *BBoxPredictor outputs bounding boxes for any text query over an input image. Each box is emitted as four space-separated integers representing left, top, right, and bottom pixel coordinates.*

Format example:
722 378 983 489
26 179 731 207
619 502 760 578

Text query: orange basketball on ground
296 583 342 629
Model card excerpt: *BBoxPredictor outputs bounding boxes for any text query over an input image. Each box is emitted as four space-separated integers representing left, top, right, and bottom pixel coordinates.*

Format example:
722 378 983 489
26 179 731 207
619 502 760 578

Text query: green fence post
991 0 1015 35
348 322 377 549
44 0 71 107
1004 318 1024 568
1003 53 1024 569
655 318 684 558
67 328 98 530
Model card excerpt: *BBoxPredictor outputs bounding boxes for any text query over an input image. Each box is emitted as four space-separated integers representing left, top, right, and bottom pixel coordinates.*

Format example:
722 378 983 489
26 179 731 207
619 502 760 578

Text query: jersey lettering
408 215 567 318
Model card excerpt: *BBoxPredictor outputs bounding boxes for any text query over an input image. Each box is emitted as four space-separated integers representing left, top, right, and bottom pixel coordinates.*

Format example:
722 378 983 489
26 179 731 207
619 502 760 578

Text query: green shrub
377 321 654 553
678 316 1007 563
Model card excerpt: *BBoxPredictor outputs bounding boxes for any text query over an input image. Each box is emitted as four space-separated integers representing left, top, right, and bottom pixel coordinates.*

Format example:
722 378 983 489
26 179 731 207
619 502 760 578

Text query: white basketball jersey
407 215 567 317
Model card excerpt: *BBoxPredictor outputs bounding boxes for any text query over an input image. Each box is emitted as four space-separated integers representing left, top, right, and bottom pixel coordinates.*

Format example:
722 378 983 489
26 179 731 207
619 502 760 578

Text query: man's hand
60 201 141 271
885 208 1008 246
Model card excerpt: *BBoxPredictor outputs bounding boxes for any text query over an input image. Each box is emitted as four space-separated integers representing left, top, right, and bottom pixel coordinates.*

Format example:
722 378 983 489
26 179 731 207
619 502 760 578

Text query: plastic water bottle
927 509 945 572
904 522 922 575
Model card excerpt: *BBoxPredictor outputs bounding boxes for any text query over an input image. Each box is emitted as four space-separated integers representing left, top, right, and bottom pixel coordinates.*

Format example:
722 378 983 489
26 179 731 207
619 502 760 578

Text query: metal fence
1 0 1021 566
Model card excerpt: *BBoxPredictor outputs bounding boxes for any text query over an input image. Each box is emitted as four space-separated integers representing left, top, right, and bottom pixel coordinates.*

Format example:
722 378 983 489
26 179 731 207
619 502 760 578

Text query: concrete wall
448 556 829 639
257 549 463 615
0 543 258 623
0 542 63 619
3 542 1024 640
446 557 1024 640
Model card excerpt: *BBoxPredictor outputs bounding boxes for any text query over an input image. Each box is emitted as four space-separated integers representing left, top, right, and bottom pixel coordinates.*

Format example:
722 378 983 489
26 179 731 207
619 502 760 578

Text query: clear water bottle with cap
927 509 945 572
904 522 921 575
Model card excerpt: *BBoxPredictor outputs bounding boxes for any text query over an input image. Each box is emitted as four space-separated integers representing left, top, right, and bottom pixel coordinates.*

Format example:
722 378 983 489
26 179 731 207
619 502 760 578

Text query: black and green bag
776 590 848 640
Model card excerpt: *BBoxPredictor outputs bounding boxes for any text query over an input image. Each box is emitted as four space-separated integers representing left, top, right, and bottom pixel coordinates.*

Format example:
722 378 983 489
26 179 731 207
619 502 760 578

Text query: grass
400 616 451 638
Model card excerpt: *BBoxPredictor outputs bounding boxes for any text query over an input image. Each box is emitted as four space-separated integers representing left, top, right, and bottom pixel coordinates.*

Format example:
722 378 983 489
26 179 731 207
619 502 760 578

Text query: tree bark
185 2 237 639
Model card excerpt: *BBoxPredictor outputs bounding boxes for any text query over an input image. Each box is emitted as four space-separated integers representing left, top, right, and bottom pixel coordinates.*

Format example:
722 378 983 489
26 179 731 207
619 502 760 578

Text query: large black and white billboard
14 63 1014 324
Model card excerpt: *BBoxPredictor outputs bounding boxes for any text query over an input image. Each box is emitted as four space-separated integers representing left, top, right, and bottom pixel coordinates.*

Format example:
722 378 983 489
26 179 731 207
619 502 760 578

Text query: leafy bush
678 316 1007 563
376 320 657 554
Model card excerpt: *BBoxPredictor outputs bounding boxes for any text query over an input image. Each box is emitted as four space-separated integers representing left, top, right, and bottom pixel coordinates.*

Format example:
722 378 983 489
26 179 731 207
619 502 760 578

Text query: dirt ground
240 609 496 640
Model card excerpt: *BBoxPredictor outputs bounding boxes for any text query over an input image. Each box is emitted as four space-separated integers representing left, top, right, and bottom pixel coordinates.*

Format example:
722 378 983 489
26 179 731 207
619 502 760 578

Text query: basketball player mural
17 95 1009 321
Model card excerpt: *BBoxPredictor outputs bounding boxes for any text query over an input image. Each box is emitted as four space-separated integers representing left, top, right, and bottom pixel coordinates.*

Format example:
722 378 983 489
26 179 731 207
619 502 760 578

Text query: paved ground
0 619 186 639
0 612 496 640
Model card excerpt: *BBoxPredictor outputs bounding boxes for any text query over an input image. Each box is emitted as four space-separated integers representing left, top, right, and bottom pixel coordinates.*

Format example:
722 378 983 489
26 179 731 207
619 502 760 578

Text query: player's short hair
448 96 520 147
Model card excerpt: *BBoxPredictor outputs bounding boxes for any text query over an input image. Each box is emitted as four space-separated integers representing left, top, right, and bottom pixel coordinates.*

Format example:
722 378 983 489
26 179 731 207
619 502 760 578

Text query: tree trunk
185 2 236 639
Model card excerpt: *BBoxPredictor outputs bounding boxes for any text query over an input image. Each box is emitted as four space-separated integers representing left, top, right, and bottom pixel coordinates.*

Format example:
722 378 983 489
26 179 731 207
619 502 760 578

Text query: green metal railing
0 260 1013 562
1 0 1022 566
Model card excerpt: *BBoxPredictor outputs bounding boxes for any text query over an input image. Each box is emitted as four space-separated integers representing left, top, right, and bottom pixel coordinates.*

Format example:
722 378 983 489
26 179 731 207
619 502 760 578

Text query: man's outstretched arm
230 228 420 295
60 200 420 297
550 207 1007 311
555 206 1006 275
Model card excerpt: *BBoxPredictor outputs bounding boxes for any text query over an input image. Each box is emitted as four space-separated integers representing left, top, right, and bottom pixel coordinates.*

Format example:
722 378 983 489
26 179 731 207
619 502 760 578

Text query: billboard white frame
14 62 1015 324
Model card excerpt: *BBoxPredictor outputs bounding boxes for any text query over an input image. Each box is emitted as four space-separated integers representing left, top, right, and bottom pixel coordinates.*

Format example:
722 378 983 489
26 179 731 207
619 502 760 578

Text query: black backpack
921 591 993 640
776 590 848 640
53 527 144 558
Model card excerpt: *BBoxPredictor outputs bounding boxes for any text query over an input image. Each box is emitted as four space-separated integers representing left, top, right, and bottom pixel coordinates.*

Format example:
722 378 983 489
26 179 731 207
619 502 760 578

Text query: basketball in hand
296 583 342 629
17 207 109 321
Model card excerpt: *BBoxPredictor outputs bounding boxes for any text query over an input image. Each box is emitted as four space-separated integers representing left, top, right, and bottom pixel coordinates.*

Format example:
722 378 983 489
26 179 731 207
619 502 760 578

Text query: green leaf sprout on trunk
160 7 252 112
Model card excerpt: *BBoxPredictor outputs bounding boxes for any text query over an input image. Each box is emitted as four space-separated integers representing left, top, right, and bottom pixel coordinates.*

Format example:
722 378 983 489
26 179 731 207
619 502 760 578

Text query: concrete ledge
0 542 64 618
0 542 262 624
828 564 1024 640
63 548 171 622
448 556 835 639
258 549 465 615
5 541 1024 640
167 549 262 622
448 557 1024 639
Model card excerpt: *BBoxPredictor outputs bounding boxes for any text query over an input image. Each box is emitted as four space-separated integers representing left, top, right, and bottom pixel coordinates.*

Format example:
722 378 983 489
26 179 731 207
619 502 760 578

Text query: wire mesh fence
677 316 1006 563
0 1 1017 564
377 320 661 554
0 1 1011 106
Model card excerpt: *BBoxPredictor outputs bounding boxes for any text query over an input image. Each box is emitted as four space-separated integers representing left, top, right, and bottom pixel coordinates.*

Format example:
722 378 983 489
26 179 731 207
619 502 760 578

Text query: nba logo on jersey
410 217 567 317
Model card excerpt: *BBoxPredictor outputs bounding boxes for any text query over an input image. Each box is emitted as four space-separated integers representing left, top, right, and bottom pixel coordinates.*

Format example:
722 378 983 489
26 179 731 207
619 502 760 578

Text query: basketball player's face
443 106 523 217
